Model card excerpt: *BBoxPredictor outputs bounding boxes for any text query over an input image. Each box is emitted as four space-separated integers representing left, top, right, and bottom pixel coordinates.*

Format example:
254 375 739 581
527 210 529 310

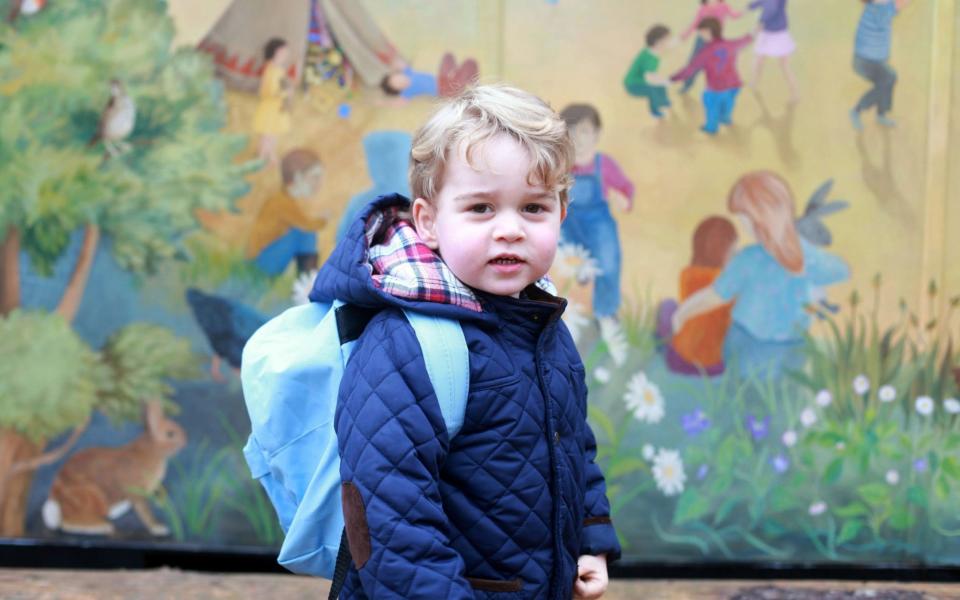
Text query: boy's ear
560 200 567 223
411 197 440 249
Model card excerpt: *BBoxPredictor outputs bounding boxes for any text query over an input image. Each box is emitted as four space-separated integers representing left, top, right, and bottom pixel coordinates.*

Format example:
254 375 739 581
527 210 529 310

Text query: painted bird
88 79 136 159
185 288 267 382
7 0 45 24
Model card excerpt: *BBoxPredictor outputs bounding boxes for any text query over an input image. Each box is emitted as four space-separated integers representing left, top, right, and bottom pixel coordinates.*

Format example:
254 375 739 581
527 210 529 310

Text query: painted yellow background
171 0 956 326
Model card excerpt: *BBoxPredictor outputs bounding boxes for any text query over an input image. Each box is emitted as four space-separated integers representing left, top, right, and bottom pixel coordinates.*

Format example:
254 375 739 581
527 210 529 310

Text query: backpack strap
329 308 468 600
402 309 469 439
327 529 352 600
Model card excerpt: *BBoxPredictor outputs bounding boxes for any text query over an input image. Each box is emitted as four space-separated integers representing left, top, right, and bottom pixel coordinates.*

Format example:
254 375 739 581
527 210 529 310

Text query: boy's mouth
489 254 525 265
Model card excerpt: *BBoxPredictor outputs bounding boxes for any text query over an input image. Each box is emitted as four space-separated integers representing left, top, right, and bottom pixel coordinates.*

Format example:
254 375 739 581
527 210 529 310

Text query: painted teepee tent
198 0 400 92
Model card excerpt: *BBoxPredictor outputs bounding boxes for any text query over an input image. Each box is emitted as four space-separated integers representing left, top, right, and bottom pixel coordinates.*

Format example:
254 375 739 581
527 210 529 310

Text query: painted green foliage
0 0 253 537
582 278 960 562
0 313 199 441
0 0 252 275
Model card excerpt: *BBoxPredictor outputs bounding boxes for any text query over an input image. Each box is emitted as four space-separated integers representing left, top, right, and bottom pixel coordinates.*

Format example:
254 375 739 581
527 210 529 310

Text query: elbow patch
341 482 372 569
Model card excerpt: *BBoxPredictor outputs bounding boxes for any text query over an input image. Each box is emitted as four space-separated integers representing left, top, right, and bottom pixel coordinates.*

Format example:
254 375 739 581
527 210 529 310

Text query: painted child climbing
246 148 328 277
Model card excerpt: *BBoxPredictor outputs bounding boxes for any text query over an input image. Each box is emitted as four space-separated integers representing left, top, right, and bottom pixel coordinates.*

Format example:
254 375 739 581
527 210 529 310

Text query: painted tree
0 0 252 535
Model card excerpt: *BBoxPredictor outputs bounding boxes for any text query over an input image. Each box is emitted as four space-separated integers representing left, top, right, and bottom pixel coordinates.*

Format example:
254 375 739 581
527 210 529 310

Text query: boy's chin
472 279 536 299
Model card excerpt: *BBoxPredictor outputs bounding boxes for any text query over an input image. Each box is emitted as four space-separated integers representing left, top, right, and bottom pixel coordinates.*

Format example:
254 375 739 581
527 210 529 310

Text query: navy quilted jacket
310 195 621 599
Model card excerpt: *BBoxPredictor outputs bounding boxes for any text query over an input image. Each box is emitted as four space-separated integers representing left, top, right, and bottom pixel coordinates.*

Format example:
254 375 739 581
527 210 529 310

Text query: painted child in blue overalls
559 104 635 321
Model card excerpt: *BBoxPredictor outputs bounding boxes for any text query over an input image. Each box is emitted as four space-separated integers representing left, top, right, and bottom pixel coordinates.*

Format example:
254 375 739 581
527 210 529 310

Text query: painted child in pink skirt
748 0 799 102
679 0 745 94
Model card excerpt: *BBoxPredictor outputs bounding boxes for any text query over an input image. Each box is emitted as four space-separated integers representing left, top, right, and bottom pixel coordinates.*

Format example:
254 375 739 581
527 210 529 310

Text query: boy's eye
524 204 547 214
469 204 491 214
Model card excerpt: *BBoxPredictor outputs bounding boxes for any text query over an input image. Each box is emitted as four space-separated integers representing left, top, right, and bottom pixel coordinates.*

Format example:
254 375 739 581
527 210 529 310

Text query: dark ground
1 570 958 600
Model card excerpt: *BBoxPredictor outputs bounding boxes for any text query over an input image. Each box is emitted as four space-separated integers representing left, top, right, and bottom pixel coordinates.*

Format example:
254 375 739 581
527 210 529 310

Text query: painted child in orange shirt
657 216 738 375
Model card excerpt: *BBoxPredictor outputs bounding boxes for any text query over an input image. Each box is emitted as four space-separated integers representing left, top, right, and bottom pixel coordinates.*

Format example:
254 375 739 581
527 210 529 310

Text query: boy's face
412 134 566 298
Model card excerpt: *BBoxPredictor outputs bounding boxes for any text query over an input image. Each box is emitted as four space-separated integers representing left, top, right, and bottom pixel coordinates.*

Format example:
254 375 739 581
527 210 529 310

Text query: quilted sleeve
335 312 475 599
581 398 623 562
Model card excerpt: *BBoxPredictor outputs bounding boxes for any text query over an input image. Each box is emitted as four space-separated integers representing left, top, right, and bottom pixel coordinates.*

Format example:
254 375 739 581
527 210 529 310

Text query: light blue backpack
240 300 468 584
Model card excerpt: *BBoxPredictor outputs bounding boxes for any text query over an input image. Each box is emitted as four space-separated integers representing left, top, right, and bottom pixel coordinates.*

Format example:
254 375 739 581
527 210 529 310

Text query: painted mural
1 0 959 567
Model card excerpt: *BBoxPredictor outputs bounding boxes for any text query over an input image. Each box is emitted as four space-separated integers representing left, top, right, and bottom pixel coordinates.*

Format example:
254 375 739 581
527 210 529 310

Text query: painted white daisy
915 396 935 416
782 430 798 447
593 366 611 384
562 301 590 346
815 389 833 407
878 385 897 403
944 398 960 414
800 407 817 428
809 501 828 516
642 444 655 461
853 374 870 396
886 469 900 485
552 243 584 279
291 269 319 305
652 449 686 497
576 257 603 286
599 317 628 367
553 243 602 284
624 372 665 424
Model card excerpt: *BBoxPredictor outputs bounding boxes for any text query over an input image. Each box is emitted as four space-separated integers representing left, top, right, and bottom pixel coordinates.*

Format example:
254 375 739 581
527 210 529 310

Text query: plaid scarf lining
364 208 556 312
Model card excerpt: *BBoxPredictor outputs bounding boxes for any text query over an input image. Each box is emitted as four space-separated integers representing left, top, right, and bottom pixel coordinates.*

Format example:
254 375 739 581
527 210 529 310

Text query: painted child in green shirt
624 24 673 119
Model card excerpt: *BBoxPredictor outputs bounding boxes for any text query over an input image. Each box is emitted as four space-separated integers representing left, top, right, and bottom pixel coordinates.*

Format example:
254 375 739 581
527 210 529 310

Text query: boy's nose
493 213 525 242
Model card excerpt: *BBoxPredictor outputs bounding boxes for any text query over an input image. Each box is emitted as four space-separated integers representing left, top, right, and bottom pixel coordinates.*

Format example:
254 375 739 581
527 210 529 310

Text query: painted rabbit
42 400 186 536
795 179 850 317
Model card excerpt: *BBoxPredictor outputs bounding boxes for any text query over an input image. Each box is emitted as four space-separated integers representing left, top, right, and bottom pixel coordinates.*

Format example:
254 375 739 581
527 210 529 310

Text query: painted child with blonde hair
308 84 620 599
671 171 850 377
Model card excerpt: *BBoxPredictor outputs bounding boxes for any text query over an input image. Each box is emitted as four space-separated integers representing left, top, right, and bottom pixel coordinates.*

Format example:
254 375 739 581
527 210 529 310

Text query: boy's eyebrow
524 191 557 201
452 190 556 203
452 191 497 202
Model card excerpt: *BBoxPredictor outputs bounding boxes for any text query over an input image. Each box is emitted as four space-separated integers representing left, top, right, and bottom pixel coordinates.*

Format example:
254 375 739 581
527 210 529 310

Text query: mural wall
1 0 958 566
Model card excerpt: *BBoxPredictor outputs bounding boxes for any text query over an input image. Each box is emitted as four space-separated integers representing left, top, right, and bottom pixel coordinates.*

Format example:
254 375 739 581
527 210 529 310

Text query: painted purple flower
914 458 929 473
682 409 711 436
746 415 770 440
697 464 710 480
770 454 790 474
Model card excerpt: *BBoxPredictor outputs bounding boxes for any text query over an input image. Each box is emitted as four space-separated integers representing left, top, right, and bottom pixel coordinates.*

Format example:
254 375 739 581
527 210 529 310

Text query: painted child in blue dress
335 130 412 242
671 171 850 379
558 104 635 323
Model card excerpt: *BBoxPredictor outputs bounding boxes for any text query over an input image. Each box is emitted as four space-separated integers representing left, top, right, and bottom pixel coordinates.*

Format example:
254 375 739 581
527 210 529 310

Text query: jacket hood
311 194 560 325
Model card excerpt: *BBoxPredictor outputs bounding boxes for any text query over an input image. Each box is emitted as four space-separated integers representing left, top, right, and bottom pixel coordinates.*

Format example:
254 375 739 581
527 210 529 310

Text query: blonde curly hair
409 84 574 205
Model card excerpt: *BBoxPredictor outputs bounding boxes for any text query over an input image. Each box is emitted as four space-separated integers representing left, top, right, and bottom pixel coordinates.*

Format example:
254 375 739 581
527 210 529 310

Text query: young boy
670 17 753 135
309 85 620 599
246 148 327 276
624 24 673 118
